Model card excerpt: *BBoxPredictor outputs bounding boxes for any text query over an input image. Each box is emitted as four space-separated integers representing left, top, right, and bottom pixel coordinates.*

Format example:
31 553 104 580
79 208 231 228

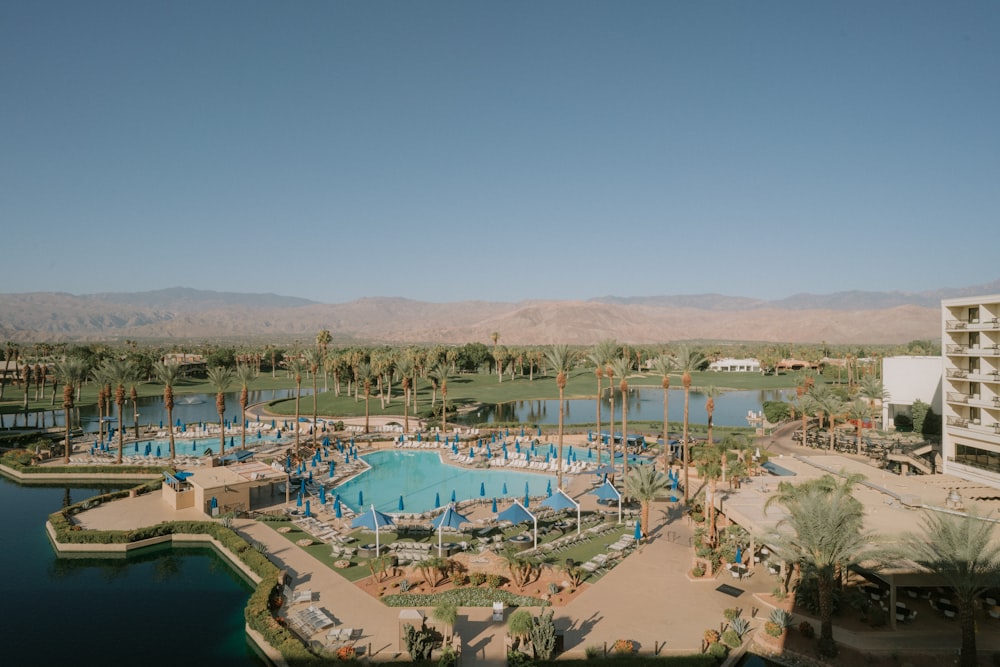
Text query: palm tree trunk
116 399 125 465
682 388 690 504
166 404 176 460
608 392 616 483
959 602 978 667
818 574 837 657
621 388 629 489
557 385 565 489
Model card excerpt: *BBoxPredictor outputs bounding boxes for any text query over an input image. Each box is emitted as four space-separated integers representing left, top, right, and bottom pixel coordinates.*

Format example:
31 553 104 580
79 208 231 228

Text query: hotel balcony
947 392 971 404
945 317 1000 331
946 344 1000 357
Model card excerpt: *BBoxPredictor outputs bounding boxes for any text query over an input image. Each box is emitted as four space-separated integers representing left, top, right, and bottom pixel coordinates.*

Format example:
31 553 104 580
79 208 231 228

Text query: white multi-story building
941 294 1000 489
707 358 761 373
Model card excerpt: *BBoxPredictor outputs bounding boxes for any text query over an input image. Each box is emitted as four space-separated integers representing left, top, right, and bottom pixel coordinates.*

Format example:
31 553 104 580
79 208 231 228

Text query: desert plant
399 578 411 592
548 582 560 596
729 616 750 639
723 607 741 622
799 621 816 639
530 609 557 660
403 623 436 661
721 628 741 648
584 645 602 659
769 608 792 628
469 572 486 586
508 609 534 644
691 565 705 578
438 644 457 667
612 638 635 655
764 621 784 637
706 641 729 659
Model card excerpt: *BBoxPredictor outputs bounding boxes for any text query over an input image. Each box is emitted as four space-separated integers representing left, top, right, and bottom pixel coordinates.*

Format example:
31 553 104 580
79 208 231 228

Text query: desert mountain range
2 281 999 345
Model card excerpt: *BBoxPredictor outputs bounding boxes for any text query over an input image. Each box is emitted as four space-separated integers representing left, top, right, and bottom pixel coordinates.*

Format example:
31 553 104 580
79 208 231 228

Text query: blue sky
3 1 998 304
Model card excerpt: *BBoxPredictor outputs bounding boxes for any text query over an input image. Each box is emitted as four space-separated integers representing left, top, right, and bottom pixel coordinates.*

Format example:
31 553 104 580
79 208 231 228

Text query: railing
947 416 970 427
947 345 969 355
948 455 1000 476
945 320 968 330
946 392 970 404
946 368 969 378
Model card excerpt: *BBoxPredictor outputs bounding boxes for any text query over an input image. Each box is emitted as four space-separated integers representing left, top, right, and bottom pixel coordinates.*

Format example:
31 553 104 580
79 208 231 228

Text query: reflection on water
456 388 791 427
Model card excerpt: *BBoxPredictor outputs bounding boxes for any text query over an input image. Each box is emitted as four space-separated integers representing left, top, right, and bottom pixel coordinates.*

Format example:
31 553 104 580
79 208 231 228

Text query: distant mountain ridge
0 280 996 345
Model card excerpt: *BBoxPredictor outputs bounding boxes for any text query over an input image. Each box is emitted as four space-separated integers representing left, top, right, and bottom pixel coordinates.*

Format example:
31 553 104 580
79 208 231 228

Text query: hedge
383 588 548 608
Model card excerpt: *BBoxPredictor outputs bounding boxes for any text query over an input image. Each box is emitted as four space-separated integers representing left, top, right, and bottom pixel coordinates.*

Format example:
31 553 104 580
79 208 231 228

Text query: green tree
235 363 258 450
152 361 184 460
53 358 86 463
316 329 332 390
610 357 632 487
703 385 721 447
286 356 310 455
99 358 138 465
902 510 1000 667
304 347 323 445
765 475 878 657
651 354 674 472
673 345 706 503
624 463 670 540
206 366 235 455
545 344 576 489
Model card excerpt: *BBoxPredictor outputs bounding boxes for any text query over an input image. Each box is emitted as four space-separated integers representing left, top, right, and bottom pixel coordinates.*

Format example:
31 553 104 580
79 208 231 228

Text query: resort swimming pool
102 432 287 459
334 450 556 514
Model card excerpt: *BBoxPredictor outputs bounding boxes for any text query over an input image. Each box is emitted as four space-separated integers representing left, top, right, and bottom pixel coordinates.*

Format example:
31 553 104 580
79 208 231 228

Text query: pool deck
63 424 1000 665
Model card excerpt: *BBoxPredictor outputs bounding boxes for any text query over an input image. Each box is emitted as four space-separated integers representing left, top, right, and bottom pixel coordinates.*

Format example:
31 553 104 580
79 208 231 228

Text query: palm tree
651 354 674 472
396 356 414 433
355 361 374 434
588 340 617 458
815 391 846 452
765 474 877 657
429 362 449 434
673 345 706 504
624 464 670 542
902 510 1000 667
545 344 575 489
235 363 258 450
152 361 184 460
846 399 873 455
857 375 889 430
99 358 137 465
604 362 616 479
610 358 631 487
304 347 323 446
286 356 310 455
703 385 721 447
53 358 86 463
316 329 332 390
694 441 725 546
206 366 235 456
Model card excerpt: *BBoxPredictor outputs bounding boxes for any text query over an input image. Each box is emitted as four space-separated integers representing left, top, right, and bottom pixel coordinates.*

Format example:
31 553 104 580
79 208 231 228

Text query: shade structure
351 504 396 553
592 463 617 476
590 480 623 523
431 504 472 550
540 488 582 534
497 500 538 548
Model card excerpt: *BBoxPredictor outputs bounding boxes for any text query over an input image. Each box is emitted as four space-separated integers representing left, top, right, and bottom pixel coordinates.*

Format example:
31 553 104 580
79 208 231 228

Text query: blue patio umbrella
541 489 582 534
296 491 303 507
257 431 262 440
210 496 218 510
451 489 457 503
491 433 496 443
416 432 421 442
491 497 498 512
329 461 335 478
498 500 537 547
735 546 742 565
271 419 276 429
159 420 163 429
305 500 312 518
308 470 313 483
545 453 550 463
503 449 508 461
546 479 552 494
502 482 508 495
322 436 330 447
155 445 161 457
520 427 525 437
634 519 642 540
432 504 473 549
319 486 327 504
230 436 234 449
479 481 486 497
286 455 291 469
435 433 440 442
334 499 342 518
515 442 521 453
590 480 623 523
134 443 140 454
181 423 186 433
351 504 395 552
176 418 181 428
358 490 364 506
398 495 405 511
523 492 530 507
537 427 542 437
434 492 441 508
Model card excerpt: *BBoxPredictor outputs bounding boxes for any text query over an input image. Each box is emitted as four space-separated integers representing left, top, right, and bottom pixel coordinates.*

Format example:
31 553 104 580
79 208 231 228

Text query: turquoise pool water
335 450 556 514
99 433 286 459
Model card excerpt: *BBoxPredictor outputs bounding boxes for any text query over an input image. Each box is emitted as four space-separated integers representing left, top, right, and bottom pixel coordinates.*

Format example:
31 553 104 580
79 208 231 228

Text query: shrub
706 641 729 660
548 582 560 596
400 578 411 592
437 644 457 667
703 629 720 645
612 638 635 655
772 586 787 601
450 572 467 586
799 621 815 639
402 623 436 661
769 608 792 628
723 607 740 622
485 573 504 589
507 650 533 667
469 572 486 586
691 566 705 578
764 621 784 637
584 645 602 660
729 616 750 639
336 645 357 661
530 609 557 660
508 610 534 642
721 628 741 648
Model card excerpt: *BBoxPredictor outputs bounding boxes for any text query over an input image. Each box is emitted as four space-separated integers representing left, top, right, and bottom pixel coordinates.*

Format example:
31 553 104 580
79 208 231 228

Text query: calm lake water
0 476 265 666
456 388 792 428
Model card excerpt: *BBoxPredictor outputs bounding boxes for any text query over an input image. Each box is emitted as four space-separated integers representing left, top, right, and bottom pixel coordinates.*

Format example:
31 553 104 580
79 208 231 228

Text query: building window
969 306 980 324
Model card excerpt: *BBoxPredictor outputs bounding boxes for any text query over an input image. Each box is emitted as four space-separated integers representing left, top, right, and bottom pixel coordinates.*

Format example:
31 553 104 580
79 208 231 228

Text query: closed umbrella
434 492 441 508
735 546 742 565
450 489 457 503
502 482 508 495
329 461 335 478
296 491 303 507
334 498 342 518
398 495 405 511
358 490 364 506
491 497 498 512
634 519 642 540
319 486 327 504
305 500 312 518
479 481 486 497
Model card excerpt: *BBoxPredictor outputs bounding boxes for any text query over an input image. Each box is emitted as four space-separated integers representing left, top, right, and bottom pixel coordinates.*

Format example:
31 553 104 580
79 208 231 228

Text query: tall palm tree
604 363 616 480
354 361 374 434
53 358 86 463
846 399 873 455
902 510 1000 667
624 464 670 542
99 358 137 465
286 357 310 455
815 391 846 452
673 345 706 504
703 385 721 447
766 475 877 657
693 440 726 546
651 354 674 472
152 361 184 460
429 362 449 434
857 375 889 430
316 329 332 390
588 340 617 458
206 366 235 456
545 344 575 489
129 380 140 439
396 356 415 433
235 363 258 450
304 348 323 446
610 358 631 487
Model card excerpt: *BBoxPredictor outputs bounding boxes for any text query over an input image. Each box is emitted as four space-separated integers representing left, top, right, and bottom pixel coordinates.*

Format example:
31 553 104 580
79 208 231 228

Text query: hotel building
942 294 1000 489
